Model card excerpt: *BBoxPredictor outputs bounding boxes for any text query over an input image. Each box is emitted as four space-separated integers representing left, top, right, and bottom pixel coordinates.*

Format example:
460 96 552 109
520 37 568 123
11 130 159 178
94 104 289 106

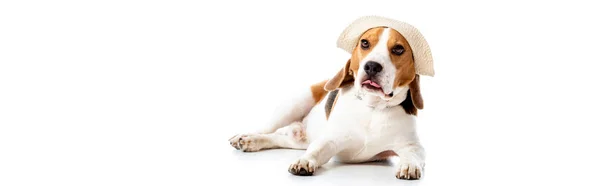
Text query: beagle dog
229 18 431 180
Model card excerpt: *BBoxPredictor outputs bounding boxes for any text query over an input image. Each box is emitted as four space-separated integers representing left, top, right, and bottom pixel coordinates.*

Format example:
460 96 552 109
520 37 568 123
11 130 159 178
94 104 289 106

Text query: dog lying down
229 15 435 180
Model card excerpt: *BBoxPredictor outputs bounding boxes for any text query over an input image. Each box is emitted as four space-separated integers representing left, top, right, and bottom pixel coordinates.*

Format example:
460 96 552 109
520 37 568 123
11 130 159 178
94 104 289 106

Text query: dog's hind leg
230 122 309 152
229 80 328 151
258 80 329 134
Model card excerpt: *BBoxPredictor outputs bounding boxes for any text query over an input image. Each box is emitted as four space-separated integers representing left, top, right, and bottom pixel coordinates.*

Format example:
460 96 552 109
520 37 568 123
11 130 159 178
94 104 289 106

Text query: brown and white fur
229 27 426 180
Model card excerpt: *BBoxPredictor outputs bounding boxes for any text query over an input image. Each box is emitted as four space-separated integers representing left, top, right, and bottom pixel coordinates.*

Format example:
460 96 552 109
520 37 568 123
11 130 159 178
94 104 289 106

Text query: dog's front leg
393 142 426 180
287 134 352 176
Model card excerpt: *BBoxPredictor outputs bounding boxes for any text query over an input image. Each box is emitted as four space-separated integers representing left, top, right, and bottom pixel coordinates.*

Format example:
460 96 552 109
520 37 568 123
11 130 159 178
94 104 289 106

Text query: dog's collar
355 91 403 109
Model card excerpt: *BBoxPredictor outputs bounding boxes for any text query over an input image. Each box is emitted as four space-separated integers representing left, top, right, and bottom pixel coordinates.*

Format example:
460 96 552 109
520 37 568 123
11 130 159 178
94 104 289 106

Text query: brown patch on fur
386 28 416 87
310 79 329 104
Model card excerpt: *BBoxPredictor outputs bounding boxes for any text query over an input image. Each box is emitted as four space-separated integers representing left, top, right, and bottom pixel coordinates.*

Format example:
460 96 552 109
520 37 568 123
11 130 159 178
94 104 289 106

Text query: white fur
257 88 316 134
294 85 425 179
229 28 426 180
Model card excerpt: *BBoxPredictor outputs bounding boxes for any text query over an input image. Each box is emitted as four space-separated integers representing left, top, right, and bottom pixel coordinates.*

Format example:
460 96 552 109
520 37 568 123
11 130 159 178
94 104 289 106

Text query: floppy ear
408 74 423 109
324 59 354 91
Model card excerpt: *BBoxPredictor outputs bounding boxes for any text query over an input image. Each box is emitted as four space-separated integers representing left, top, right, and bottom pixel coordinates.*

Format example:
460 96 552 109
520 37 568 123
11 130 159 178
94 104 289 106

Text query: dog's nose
364 61 383 76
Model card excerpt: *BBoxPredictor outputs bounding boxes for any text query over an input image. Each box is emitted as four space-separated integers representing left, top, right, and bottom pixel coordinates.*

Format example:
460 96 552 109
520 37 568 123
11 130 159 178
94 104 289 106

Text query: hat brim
336 15 435 77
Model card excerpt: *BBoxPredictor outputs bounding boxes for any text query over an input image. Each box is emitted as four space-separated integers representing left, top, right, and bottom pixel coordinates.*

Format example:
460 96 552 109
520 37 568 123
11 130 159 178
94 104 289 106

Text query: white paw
228 134 263 152
288 157 317 176
395 161 424 180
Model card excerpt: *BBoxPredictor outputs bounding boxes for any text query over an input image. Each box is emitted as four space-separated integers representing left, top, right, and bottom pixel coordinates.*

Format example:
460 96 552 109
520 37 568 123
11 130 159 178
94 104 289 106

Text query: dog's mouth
361 79 395 98
361 79 384 93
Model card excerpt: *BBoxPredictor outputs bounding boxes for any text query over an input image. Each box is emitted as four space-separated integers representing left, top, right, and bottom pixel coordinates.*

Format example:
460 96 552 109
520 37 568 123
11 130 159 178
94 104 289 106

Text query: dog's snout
364 61 383 76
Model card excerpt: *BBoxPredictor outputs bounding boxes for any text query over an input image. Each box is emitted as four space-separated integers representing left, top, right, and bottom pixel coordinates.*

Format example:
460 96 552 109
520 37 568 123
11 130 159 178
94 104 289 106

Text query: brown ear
400 74 424 115
324 59 354 91
409 74 423 109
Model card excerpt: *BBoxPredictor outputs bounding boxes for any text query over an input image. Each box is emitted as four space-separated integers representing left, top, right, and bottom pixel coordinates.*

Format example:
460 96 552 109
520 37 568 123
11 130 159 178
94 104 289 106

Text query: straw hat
336 15 435 77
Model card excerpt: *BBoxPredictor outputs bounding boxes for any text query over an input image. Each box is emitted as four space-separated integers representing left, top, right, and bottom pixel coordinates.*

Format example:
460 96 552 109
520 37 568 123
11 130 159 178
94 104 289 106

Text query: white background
1 0 599 186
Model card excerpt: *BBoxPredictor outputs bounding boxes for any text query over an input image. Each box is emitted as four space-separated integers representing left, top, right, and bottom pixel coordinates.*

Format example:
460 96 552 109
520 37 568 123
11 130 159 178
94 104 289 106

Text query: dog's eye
391 45 404 55
360 39 370 49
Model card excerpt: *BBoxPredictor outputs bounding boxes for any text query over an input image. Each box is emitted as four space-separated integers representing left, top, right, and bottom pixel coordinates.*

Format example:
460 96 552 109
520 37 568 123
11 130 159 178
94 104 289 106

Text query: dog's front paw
395 161 424 180
228 134 264 152
288 157 317 176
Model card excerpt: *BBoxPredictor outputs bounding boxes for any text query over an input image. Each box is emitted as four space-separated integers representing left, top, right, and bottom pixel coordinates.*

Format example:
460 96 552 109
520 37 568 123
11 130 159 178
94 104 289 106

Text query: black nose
364 61 383 76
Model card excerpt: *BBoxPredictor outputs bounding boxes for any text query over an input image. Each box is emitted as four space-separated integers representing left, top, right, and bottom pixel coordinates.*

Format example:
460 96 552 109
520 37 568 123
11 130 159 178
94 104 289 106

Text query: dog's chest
361 107 410 146
334 92 409 139
333 104 412 162
364 110 397 134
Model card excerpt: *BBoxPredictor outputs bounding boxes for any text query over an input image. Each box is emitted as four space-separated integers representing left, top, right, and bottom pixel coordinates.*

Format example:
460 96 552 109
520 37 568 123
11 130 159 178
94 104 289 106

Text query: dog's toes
288 158 316 176
229 134 265 152
395 162 423 180
228 134 245 150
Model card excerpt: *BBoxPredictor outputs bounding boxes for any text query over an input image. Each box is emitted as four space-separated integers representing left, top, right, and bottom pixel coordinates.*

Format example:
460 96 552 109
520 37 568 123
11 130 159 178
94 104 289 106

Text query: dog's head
324 27 423 110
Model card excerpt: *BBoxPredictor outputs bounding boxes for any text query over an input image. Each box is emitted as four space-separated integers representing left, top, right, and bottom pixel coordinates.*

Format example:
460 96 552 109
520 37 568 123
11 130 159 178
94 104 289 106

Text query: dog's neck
351 86 409 110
